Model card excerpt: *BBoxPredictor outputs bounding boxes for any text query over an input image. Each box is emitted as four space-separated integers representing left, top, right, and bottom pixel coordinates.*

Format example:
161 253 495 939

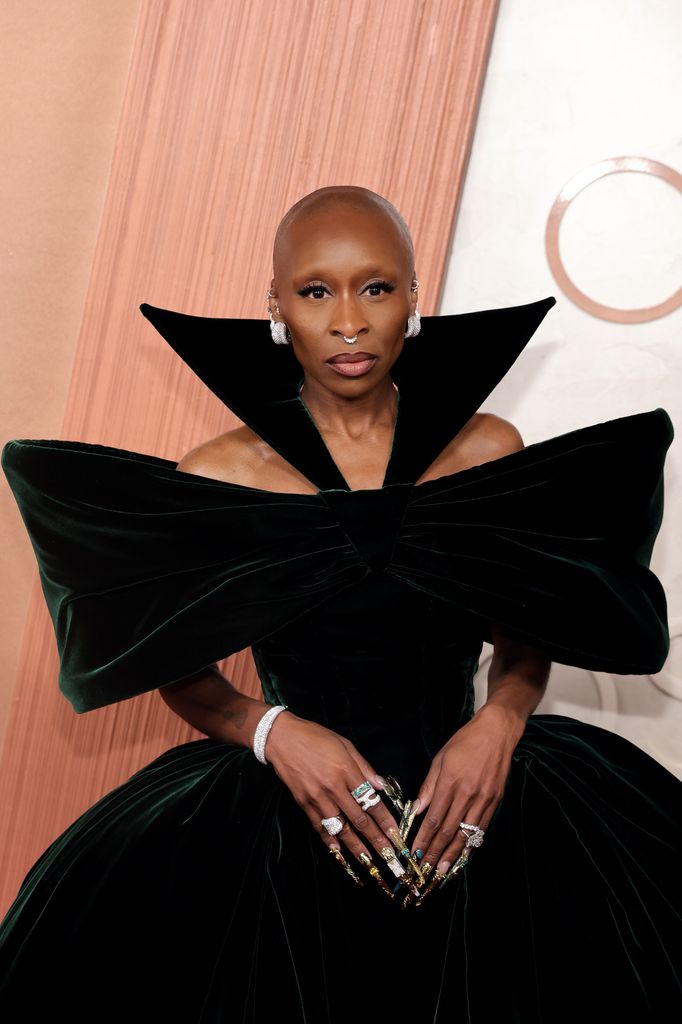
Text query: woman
0 186 679 1022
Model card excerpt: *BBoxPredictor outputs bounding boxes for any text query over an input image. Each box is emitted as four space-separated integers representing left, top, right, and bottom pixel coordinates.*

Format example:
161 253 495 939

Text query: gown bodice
253 572 483 791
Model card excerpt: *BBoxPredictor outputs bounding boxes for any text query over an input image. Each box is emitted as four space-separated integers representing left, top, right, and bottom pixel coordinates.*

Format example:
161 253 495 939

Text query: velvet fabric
0 295 680 1021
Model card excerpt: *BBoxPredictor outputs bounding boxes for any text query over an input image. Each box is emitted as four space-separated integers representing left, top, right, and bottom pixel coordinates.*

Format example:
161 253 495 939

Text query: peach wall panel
0 0 499 910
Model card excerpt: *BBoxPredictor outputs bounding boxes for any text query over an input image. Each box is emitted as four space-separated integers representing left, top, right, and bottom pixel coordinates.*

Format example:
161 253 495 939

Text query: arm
475 622 552 744
159 662 283 751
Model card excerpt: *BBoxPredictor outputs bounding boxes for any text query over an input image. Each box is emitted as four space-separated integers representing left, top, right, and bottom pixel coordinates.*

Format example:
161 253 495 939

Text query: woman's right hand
159 670 418 892
264 710 413 887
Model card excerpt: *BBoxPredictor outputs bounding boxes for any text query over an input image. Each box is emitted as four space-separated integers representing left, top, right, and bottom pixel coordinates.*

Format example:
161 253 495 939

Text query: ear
267 279 283 320
410 273 419 314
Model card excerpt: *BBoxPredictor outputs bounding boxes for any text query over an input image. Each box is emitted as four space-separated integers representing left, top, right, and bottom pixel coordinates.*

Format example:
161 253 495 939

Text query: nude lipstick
326 352 378 377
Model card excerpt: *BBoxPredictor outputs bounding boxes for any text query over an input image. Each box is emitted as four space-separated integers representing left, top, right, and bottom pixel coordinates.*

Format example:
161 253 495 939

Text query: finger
314 788 392 876
325 843 365 887
343 749 386 795
418 799 467 873
343 769 425 873
427 797 496 874
336 788 405 871
310 807 366 887
331 778 420 894
409 774 460 859
415 776 489 869
408 763 451 855
410 768 440 818
315 806 378 879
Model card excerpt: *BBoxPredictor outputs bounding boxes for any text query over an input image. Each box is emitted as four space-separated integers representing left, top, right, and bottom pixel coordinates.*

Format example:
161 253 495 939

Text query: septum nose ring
342 334 358 345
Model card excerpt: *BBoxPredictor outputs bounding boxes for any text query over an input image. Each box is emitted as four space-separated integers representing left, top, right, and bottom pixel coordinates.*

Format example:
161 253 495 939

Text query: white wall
440 0 682 776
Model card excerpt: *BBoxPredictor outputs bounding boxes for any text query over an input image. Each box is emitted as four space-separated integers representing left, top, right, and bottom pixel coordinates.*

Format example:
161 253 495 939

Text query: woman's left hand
409 704 525 874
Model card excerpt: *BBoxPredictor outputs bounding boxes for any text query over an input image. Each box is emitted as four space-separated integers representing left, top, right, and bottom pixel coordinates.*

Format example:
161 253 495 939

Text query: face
270 206 417 393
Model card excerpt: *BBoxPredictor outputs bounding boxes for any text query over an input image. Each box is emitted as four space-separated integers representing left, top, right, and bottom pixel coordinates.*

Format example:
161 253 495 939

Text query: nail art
399 800 419 841
380 846 405 877
414 868 447 906
359 852 395 900
400 891 414 910
387 826 411 859
405 856 426 887
396 874 421 898
439 851 470 889
381 853 418 897
382 846 421 898
385 825 427 888
399 854 432 909
328 846 363 886
381 775 405 813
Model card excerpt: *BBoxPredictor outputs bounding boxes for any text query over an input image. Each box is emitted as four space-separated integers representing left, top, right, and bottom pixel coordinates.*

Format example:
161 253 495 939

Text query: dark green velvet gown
0 296 680 1022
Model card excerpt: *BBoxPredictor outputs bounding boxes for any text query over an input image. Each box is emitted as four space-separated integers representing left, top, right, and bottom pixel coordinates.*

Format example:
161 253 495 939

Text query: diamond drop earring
266 289 290 345
404 279 421 338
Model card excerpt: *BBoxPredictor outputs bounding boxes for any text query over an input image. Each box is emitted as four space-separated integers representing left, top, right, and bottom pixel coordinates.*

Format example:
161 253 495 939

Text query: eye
296 279 397 300
297 283 328 299
364 280 396 297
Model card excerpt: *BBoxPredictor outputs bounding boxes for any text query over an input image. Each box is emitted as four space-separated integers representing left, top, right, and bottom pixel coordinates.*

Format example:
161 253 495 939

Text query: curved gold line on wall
0 0 500 911
545 156 682 322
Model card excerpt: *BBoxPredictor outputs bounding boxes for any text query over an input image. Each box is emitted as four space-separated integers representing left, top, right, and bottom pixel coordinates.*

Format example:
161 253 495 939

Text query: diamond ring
321 815 345 836
459 822 485 848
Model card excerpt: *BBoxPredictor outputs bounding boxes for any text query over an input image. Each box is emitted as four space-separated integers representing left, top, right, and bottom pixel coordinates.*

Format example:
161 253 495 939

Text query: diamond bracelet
253 704 289 764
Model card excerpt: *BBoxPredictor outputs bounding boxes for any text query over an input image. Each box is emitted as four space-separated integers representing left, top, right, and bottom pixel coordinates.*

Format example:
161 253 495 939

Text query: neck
298 377 399 443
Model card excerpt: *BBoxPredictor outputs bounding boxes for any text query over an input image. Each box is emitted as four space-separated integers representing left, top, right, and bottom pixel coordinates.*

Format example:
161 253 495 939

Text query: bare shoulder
465 411 525 460
417 412 524 484
175 426 260 485
175 425 318 493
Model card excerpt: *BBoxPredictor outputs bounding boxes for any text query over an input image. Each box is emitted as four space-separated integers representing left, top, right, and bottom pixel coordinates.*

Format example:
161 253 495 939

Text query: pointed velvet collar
139 295 557 491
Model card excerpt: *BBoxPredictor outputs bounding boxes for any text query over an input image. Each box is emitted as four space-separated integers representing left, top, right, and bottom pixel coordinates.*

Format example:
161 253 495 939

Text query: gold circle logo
545 157 682 323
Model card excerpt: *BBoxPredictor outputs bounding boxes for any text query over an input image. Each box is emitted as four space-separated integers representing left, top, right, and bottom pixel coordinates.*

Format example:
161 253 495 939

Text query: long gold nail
359 852 395 900
405 856 426 887
401 887 420 910
380 846 405 878
414 868 447 906
386 825 426 886
380 849 420 896
387 826 411 858
398 799 412 838
398 876 420 898
439 851 470 889
381 775 405 812
398 797 421 838
329 846 363 886
401 858 432 909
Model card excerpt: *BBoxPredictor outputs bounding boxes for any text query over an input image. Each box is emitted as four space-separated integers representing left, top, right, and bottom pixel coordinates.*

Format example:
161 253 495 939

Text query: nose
329 292 369 342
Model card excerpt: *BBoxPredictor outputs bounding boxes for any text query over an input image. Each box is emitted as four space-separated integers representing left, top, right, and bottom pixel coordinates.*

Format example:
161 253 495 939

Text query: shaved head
273 186 415 280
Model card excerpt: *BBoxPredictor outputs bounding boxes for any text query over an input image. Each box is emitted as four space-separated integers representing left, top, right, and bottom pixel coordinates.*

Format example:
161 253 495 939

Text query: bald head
273 186 415 280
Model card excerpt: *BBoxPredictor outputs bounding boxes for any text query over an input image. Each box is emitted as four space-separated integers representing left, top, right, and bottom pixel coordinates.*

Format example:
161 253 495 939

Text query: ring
459 822 485 848
321 815 345 836
351 781 381 811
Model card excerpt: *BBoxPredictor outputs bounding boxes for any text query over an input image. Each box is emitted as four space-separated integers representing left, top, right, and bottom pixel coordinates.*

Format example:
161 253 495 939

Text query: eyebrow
293 266 397 281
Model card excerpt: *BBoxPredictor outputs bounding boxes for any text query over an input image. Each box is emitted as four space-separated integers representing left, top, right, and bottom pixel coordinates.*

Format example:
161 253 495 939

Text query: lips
326 353 378 377
327 352 376 364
